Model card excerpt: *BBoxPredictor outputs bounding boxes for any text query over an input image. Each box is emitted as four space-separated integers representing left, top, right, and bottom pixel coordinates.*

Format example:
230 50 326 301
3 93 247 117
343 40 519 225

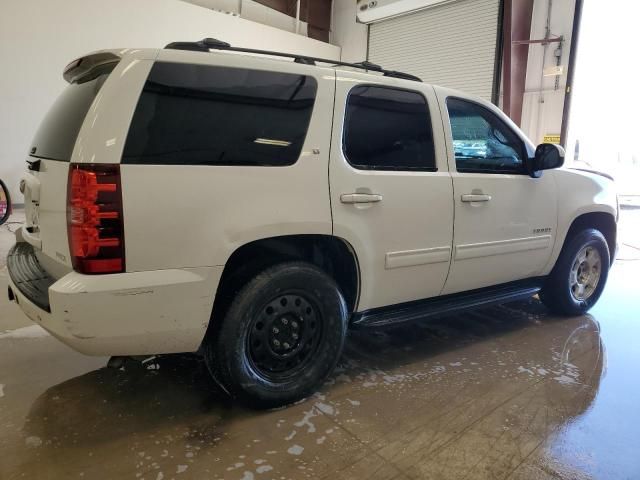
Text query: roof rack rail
164 38 422 82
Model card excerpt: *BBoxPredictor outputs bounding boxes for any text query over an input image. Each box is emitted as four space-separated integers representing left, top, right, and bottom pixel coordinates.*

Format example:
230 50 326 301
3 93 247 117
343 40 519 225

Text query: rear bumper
7 242 55 311
7 242 223 356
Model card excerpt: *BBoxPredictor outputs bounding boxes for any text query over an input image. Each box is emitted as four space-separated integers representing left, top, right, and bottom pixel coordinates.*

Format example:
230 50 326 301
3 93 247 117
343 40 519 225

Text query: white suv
8 39 618 407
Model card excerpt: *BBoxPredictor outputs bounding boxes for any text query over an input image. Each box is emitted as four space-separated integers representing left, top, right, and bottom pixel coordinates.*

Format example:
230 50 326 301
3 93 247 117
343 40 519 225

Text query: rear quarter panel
73 49 157 166
119 52 336 271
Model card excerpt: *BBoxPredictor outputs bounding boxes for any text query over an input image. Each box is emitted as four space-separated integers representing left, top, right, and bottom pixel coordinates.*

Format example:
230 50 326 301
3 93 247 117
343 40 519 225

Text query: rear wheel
203 262 348 408
0 179 11 226
540 228 610 315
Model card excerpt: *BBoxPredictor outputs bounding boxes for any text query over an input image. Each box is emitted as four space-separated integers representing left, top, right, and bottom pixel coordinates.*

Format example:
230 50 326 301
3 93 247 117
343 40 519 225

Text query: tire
0 178 11 226
540 228 610 316
203 262 348 408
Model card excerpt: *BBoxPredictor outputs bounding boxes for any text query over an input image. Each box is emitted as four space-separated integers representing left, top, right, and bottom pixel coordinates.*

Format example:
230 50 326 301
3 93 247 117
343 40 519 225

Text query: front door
329 76 454 311
439 95 558 295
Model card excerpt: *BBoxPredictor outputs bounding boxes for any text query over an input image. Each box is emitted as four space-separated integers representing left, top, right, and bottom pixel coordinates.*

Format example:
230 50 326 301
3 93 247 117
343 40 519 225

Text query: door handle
340 193 383 204
461 194 492 203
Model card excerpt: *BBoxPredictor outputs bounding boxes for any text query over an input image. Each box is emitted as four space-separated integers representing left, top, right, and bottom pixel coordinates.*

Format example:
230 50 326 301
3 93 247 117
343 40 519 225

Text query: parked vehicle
453 141 487 158
7 39 618 407
0 179 11 226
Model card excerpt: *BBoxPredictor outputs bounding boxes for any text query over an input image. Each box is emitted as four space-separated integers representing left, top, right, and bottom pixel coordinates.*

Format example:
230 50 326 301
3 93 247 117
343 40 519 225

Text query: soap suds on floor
0 325 49 339
287 445 304 456
315 402 334 416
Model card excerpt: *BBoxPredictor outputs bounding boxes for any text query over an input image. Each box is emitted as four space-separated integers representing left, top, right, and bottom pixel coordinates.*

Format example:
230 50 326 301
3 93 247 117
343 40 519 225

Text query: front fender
543 169 617 273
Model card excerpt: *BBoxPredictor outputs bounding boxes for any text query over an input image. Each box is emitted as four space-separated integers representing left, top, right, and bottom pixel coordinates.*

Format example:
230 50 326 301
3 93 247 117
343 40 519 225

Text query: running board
351 278 544 328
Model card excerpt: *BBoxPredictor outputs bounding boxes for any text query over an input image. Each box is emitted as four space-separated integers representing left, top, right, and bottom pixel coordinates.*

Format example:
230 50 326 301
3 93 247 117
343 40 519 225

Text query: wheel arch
560 212 617 267
203 234 360 343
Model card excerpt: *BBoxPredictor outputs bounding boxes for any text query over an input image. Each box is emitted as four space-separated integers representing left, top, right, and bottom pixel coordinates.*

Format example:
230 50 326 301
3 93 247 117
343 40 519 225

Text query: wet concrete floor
1 210 639 480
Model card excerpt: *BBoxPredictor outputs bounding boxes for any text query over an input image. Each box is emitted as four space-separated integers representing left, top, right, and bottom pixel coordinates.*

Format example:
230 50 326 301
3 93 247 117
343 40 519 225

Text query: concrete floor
1 210 639 480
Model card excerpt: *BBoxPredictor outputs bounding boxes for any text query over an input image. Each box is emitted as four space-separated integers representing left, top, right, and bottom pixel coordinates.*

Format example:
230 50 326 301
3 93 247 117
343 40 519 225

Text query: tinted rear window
30 71 111 161
343 85 436 171
122 62 318 166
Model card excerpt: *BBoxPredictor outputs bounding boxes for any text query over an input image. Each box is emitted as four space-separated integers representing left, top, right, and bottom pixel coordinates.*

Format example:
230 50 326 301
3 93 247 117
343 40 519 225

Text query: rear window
30 69 112 161
343 85 436 171
122 62 318 166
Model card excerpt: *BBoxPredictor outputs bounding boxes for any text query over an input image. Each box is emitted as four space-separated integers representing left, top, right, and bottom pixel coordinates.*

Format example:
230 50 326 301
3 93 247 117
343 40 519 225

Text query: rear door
119 53 335 272
329 74 454 311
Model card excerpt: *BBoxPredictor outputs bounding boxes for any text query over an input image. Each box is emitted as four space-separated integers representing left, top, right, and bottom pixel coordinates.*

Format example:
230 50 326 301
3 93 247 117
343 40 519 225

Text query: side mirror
528 143 565 177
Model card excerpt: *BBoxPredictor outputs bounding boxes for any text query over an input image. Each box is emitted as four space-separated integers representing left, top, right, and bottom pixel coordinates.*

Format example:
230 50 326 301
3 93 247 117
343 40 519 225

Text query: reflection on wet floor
1 276 636 480
0 213 639 479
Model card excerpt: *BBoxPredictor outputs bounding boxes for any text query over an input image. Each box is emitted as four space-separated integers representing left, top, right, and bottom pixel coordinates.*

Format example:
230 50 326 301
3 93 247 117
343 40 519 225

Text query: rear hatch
21 52 120 278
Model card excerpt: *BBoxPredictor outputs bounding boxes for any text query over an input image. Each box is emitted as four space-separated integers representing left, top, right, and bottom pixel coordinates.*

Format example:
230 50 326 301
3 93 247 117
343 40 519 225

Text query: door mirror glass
0 179 11 226
530 143 565 176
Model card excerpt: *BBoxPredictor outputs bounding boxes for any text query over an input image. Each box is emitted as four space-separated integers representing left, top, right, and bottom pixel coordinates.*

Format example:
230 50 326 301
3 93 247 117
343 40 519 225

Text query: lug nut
273 339 280 347
292 333 298 340
282 318 288 325
283 342 290 349
272 327 279 334
291 321 298 329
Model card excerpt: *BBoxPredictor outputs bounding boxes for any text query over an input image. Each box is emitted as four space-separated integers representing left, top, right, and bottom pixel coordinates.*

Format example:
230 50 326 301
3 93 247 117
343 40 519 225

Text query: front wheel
203 262 348 408
540 228 610 316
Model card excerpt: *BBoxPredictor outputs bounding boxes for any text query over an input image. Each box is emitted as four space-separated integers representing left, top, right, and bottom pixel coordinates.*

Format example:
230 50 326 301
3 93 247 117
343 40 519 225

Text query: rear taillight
67 163 125 274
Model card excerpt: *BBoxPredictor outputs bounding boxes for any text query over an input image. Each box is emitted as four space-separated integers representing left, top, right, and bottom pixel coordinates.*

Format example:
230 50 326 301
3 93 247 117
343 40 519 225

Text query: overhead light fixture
254 138 291 147
356 0 450 24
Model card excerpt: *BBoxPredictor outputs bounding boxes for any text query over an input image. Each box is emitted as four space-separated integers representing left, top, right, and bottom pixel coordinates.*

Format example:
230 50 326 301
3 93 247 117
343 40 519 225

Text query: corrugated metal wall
368 0 501 100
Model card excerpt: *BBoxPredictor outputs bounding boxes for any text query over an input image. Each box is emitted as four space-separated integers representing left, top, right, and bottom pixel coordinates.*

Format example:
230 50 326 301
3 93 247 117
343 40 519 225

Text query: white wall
0 0 339 202
331 0 368 62
519 0 575 144
183 0 309 36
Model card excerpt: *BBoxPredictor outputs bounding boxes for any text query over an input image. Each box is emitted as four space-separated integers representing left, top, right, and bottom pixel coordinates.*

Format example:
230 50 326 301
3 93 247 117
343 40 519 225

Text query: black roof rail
164 38 422 82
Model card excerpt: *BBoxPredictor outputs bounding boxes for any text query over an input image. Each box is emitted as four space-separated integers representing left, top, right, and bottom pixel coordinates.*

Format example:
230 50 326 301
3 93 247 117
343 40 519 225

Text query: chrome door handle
340 193 383 204
461 194 492 202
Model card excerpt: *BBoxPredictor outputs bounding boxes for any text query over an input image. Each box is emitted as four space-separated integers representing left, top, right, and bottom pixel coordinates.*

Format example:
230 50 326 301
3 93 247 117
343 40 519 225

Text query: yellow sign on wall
543 134 561 144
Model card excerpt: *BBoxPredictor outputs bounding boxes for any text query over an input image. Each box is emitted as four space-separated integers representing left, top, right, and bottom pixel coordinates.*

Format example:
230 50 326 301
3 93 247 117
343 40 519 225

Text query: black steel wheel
248 293 323 381
203 262 348 408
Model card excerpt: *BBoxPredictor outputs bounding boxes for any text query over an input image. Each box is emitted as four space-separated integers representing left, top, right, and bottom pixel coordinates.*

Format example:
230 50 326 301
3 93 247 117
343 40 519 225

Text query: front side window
447 98 526 174
343 86 436 171
123 62 317 166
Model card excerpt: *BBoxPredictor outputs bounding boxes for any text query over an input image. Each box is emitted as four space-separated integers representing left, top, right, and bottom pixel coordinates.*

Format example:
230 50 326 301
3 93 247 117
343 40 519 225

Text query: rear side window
343 85 436 171
30 70 112 161
122 63 318 166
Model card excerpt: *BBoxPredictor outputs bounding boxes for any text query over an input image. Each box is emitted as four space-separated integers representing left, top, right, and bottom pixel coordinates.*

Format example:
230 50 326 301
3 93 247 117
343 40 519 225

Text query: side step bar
351 278 544 328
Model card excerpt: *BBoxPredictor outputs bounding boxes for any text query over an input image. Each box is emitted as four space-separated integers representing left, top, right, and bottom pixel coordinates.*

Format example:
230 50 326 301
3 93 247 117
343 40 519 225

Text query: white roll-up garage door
368 0 501 100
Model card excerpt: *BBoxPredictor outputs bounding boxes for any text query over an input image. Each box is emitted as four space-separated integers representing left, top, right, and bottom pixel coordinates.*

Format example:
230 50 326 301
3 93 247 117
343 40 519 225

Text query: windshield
30 69 113 161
